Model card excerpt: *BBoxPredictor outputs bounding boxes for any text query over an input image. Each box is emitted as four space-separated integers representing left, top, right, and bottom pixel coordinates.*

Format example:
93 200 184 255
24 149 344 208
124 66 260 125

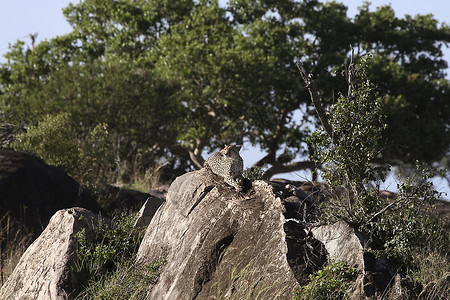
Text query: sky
0 0 449 64
0 0 449 196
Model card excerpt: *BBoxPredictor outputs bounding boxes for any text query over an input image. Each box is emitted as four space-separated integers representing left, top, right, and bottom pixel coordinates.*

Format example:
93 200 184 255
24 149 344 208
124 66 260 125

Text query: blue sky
1 0 449 196
1 0 449 65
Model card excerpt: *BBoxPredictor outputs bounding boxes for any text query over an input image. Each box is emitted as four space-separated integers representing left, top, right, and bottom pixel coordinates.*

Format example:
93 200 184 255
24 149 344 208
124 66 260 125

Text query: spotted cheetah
204 144 244 191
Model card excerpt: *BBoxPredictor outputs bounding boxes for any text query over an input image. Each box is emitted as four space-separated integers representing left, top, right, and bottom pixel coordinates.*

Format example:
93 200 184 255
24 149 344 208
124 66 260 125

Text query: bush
365 172 447 266
12 113 113 188
301 53 449 297
307 54 389 227
12 113 79 172
293 260 357 300
72 213 144 290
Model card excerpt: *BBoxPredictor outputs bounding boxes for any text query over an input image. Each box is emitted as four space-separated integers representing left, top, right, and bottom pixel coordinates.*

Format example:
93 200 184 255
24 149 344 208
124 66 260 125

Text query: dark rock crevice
284 220 327 285
192 233 235 300
187 185 214 217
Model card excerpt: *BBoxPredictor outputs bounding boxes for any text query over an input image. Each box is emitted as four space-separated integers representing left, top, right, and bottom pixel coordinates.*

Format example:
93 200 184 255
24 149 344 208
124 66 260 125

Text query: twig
366 196 405 224
347 45 355 98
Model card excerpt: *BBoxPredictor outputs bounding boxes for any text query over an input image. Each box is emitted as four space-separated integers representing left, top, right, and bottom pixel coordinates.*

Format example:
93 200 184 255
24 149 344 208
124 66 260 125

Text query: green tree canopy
1 0 449 183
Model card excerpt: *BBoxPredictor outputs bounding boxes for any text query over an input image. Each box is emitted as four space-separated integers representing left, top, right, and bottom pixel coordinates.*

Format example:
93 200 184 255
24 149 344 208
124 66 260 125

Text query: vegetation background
0 1 449 298
1 0 449 195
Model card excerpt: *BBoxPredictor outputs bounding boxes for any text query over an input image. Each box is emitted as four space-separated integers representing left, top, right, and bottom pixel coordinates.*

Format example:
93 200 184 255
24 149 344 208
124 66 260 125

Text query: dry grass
413 250 450 300
0 214 33 286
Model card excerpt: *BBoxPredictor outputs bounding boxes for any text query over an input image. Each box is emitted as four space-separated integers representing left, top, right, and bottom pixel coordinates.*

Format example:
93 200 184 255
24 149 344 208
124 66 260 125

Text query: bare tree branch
347 45 355 99
170 144 204 169
367 198 401 224
252 153 275 168
189 150 204 169
263 161 317 179
295 60 334 142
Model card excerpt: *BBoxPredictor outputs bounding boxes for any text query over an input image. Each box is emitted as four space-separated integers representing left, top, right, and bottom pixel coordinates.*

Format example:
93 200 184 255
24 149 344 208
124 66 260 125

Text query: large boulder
134 197 166 229
98 184 155 215
0 149 102 238
136 169 327 300
312 221 423 299
0 207 101 300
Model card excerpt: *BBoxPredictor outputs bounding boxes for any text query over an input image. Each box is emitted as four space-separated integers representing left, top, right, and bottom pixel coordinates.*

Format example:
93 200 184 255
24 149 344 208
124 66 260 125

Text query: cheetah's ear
221 144 230 154
235 145 242 151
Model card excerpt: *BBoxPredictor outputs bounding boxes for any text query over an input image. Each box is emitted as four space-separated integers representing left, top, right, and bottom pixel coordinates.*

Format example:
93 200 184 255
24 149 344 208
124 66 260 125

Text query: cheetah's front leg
225 177 242 192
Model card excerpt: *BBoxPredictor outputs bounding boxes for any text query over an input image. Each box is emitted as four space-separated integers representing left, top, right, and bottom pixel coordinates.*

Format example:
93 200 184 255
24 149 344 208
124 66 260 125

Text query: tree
1 0 449 183
299 52 449 300
151 0 252 167
1 1 187 182
353 3 450 165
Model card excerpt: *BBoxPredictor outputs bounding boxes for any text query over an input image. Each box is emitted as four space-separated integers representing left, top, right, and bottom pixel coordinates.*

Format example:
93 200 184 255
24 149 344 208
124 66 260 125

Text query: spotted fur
204 145 243 191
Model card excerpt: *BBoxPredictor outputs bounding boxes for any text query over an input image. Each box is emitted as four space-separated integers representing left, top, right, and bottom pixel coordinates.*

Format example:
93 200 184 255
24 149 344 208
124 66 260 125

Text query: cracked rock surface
136 169 327 300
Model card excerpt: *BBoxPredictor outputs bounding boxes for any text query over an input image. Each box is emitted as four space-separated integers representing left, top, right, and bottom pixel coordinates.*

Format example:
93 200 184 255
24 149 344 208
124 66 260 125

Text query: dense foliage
0 0 449 185
12 113 112 187
304 55 449 299
293 260 357 300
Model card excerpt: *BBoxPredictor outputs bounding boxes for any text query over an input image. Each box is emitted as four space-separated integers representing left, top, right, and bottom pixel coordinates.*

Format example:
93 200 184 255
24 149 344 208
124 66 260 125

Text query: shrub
364 172 447 267
299 52 449 297
72 213 144 290
293 260 357 300
12 113 113 188
12 113 79 173
307 54 389 227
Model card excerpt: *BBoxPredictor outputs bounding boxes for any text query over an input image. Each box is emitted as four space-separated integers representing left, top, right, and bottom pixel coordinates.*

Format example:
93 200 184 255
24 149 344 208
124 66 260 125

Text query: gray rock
312 221 367 270
311 221 367 298
0 149 102 240
136 169 326 300
0 207 101 300
134 197 165 228
312 221 396 299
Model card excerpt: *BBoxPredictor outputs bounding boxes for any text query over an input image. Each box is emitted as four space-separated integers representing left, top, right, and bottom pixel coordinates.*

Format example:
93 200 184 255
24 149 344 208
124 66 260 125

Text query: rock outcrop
134 197 166 229
0 207 102 300
0 149 102 239
1 164 420 299
136 168 327 300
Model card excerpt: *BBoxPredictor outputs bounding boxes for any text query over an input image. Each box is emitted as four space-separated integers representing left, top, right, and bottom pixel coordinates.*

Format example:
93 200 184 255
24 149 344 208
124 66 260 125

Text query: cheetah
204 144 244 191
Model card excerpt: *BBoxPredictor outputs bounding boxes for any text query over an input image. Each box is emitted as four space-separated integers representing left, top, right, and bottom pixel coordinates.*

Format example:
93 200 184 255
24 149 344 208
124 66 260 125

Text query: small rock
0 207 103 300
312 221 395 299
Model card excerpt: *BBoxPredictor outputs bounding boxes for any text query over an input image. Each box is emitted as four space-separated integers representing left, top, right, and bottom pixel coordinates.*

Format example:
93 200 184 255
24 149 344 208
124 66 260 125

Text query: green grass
75 260 163 300
72 212 163 298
